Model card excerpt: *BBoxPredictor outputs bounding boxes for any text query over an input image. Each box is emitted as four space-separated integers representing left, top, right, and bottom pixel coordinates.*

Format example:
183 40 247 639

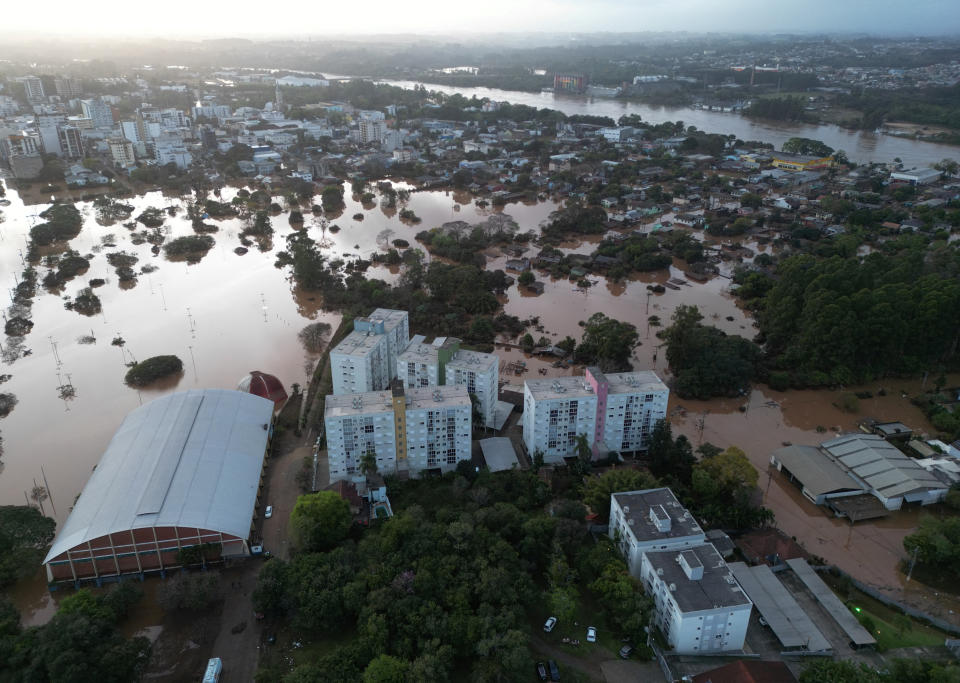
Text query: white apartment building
330 309 410 395
0 96 20 117
601 371 669 452
359 119 387 144
80 99 114 130
608 488 706 578
20 76 45 102
522 377 598 462
325 383 471 482
523 367 668 461
398 335 458 388
107 137 136 168
153 134 192 168
640 544 752 654
54 78 82 99
446 349 499 429
57 126 85 159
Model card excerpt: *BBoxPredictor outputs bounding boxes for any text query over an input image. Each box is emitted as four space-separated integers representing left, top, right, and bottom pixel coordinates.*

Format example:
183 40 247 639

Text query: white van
202 657 222 682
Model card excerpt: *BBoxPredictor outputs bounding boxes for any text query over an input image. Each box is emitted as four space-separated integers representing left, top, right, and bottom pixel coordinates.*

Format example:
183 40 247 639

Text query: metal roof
785 558 876 647
822 434 946 498
770 445 864 497
479 437 519 472
44 390 274 563
728 562 831 652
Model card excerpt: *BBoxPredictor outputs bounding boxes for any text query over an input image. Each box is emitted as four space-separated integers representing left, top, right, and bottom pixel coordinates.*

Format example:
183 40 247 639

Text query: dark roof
691 660 797 683
239 370 288 407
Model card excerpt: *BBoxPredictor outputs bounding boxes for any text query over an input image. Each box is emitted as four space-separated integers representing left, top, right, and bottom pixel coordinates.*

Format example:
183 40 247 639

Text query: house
505 258 531 272
770 152 832 171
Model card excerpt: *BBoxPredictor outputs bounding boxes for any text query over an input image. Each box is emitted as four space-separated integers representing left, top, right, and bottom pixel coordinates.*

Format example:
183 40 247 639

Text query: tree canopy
289 491 352 552
0 505 56 588
574 312 639 372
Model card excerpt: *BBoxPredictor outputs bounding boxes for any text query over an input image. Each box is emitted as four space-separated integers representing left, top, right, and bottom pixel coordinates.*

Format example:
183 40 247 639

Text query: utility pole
906 545 919 582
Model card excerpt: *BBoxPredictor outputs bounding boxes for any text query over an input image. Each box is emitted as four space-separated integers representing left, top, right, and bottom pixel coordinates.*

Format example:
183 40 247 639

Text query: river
378 78 959 168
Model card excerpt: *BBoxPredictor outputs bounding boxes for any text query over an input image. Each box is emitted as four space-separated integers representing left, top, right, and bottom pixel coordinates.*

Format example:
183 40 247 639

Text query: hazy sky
6 0 959 37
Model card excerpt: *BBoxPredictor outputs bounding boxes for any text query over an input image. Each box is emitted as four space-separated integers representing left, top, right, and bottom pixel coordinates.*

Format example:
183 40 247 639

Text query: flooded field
2 178 957 629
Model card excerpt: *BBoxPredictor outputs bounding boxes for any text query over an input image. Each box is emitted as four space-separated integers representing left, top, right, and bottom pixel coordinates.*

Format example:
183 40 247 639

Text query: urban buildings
330 309 410 394
107 137 136 168
58 126 85 159
396 336 499 429
554 73 587 92
359 118 387 144
20 76 45 102
641 544 753 654
522 367 668 461
608 488 706 578
80 98 115 129
325 382 472 482
54 77 82 99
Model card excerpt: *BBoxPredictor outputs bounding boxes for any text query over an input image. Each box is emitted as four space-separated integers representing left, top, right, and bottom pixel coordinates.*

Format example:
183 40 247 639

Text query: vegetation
0 506 56 588
903 515 960 580
123 355 183 387
781 137 835 157
29 204 83 245
322 185 345 212
799 658 960 683
69 287 102 316
660 305 760 399
157 571 223 612
254 469 651 681
0 584 151 681
573 312 639 372
745 96 810 122
289 491 352 552
163 234 215 258
136 207 166 228
542 203 607 239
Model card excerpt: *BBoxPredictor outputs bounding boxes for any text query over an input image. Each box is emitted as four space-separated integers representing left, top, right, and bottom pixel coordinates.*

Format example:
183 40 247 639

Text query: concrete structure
20 76 45 101
609 488 706 578
785 558 876 648
80 99 114 129
554 73 587 92
57 126 85 159
447 349 499 429
769 444 865 505
325 383 472 481
359 119 387 144
107 137 136 168
54 77 83 99
523 367 668 461
330 309 410 395
398 335 459 388
154 133 193 168
641 544 752 654
43 390 275 583
479 437 520 472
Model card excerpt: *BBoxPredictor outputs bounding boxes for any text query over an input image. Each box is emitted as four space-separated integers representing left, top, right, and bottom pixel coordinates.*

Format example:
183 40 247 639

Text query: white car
264 505 273 519
543 616 557 633
586 626 597 643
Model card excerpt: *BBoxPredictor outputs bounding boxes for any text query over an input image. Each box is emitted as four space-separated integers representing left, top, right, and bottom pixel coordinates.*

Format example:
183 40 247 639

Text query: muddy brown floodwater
2 180 957 631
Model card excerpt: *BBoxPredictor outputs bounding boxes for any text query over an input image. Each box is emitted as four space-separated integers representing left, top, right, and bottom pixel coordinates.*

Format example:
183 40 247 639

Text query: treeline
253 469 651 681
837 84 960 130
744 96 810 122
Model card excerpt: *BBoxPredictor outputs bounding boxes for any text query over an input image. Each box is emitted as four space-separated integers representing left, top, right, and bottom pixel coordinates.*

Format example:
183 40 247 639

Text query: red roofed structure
238 371 288 412
692 660 797 683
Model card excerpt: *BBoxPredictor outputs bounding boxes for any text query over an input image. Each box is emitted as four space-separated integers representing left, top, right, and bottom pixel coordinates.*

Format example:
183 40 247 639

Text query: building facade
608 488 706 578
330 309 410 395
57 126 85 159
446 349 499 429
325 383 472 482
107 137 136 168
80 98 115 129
523 367 668 461
641 544 752 654
359 119 387 144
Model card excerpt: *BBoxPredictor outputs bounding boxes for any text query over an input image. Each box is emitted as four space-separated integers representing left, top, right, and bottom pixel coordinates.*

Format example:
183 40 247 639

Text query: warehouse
43 389 275 584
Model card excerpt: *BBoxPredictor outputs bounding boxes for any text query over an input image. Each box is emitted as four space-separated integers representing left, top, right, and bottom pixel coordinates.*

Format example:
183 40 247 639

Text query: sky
4 0 959 37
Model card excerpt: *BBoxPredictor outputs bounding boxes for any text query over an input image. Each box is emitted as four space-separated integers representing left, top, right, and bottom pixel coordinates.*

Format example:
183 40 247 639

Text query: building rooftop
822 434 946 499
605 371 668 395
613 488 704 544
44 390 274 563
644 544 751 613
404 384 471 410
447 348 498 372
367 308 408 331
771 444 865 498
525 375 598 401
331 329 387 358
397 336 460 366
325 390 394 418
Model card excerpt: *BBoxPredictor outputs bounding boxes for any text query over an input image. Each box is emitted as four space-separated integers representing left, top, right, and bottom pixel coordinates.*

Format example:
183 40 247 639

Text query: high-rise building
325 383 472 482
553 73 587 92
35 115 66 156
359 119 387 144
57 126 85 159
522 367 668 461
330 309 410 394
80 99 114 129
54 77 82 99
107 137 136 168
21 76 45 102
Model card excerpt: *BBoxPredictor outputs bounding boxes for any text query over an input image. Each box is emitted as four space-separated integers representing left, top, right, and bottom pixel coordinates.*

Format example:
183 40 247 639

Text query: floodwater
380 78 959 168
2 178 957 627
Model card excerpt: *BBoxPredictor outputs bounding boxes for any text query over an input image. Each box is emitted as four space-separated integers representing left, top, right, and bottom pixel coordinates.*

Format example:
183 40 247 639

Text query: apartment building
640 544 752 654
608 488 706 578
80 99 115 130
359 119 387 144
57 125 85 159
54 77 82 99
330 309 410 395
21 76 45 102
397 336 500 429
523 367 668 461
107 137 136 168
325 383 471 482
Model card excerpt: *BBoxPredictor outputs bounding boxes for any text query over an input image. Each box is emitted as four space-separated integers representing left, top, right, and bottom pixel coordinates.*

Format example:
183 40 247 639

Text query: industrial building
325 382 472 482
43 390 275 584
330 309 410 394
609 488 706 578
771 434 948 511
641 544 753 654
522 367 668 462
397 336 499 428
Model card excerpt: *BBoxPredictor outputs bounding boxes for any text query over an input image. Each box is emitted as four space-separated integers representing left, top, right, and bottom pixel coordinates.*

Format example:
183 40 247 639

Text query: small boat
664 282 681 290
0 199 10 206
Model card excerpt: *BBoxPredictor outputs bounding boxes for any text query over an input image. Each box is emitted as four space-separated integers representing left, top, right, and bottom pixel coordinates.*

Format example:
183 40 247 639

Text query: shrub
124 355 183 387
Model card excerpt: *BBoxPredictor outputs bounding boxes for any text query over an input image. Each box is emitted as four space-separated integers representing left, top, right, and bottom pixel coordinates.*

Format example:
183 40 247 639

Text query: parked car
758 616 768 627
536 661 548 681
586 626 597 643
548 659 560 681
618 644 633 659
543 616 557 633
264 505 273 519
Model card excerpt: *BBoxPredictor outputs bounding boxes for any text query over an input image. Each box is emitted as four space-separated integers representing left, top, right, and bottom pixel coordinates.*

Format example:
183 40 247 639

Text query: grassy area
821 573 950 652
